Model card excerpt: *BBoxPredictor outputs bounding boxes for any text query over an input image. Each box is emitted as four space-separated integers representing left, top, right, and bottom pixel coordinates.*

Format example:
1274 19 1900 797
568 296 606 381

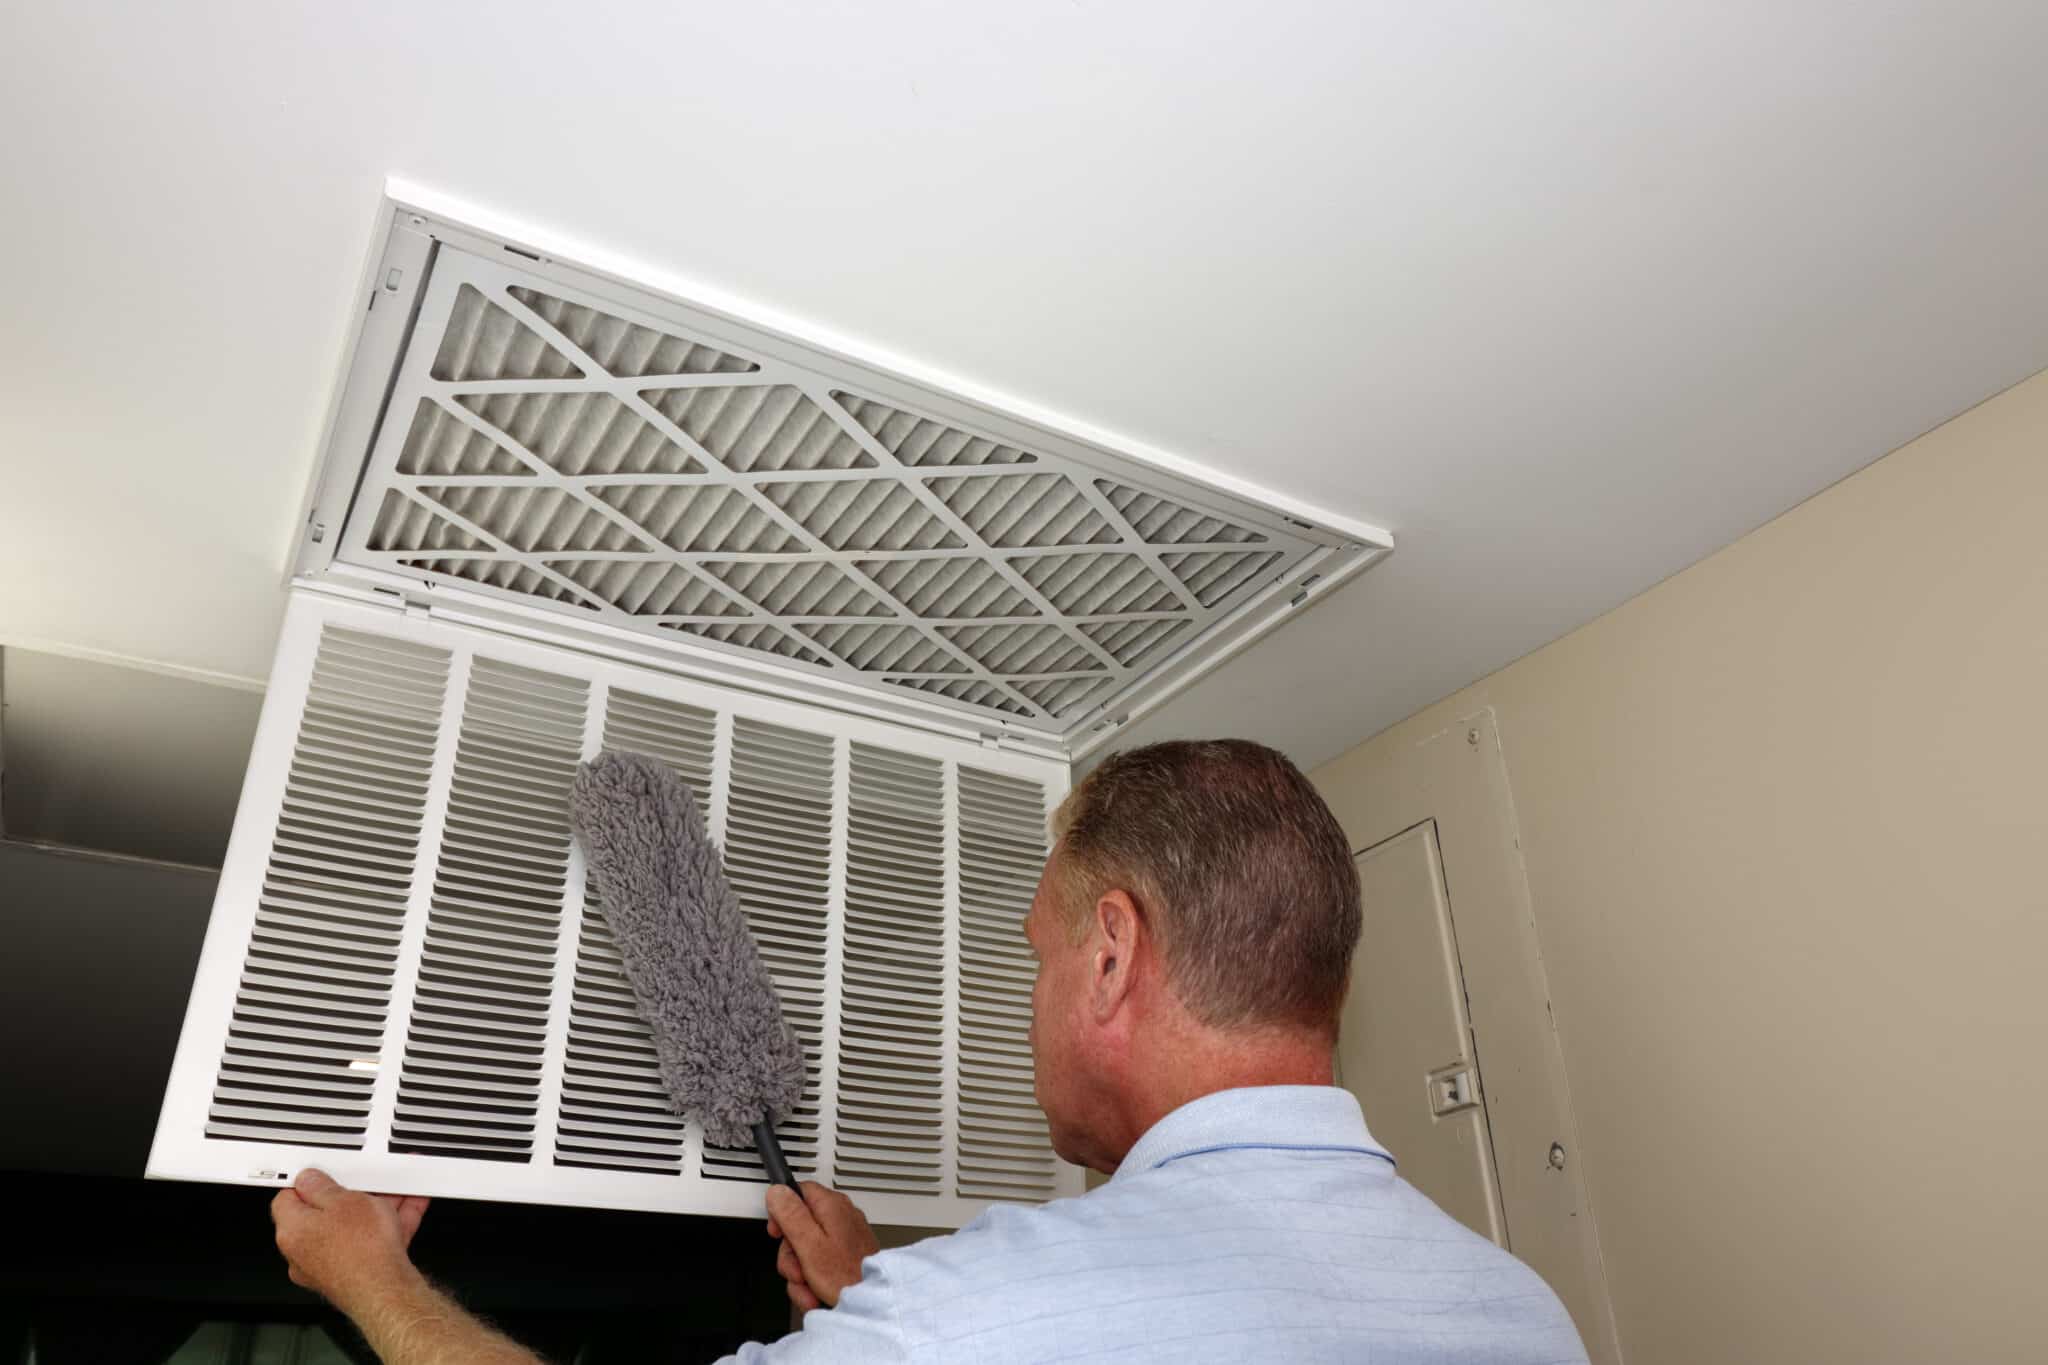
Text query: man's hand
270 1169 539 1365
271 1169 429 1316
765 1181 880 1312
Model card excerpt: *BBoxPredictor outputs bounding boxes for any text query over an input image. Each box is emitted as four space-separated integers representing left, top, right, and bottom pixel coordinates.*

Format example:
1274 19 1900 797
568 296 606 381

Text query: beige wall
1312 369 2048 1363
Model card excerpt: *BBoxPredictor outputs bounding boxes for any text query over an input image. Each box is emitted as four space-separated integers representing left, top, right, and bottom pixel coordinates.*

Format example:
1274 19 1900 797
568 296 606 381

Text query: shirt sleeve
713 1259 910 1365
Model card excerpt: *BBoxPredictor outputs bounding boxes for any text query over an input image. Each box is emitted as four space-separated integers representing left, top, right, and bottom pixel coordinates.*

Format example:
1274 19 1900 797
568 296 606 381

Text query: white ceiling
5 3 2047 771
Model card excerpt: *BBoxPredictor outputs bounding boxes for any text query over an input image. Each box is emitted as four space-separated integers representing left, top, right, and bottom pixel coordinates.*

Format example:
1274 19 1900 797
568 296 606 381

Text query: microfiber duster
567 750 806 1187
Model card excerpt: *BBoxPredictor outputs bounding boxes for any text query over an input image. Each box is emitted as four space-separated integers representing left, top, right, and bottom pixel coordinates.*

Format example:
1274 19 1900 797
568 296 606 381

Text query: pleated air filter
295 197 1388 752
149 189 1390 1226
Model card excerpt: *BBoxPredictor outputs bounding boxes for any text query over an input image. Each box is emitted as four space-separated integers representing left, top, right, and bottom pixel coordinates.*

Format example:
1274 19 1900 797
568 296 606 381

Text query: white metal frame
149 588 1079 1226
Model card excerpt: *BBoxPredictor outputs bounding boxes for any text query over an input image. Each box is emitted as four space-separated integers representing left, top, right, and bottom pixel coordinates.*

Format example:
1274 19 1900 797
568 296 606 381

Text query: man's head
1024 739 1361 1170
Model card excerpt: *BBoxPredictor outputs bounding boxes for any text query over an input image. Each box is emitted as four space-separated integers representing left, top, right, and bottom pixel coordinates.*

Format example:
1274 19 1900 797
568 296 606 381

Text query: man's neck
1100 1022 1335 1171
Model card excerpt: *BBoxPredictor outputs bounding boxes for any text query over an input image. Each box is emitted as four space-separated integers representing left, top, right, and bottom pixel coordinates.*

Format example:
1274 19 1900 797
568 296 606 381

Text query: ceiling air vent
299 190 1391 755
151 187 1389 1231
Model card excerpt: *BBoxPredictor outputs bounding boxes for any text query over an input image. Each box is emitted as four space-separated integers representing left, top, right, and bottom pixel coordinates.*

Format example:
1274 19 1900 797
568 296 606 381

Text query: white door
1315 711 1619 1365
1337 821 1505 1243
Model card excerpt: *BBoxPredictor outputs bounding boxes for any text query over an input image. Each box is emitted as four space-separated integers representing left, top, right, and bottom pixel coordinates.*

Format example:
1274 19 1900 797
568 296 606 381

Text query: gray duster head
567 750 806 1148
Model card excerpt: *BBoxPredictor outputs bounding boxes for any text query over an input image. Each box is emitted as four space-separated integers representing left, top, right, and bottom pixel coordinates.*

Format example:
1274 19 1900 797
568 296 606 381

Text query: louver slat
705 718 834 1182
206 629 449 1149
834 746 947 1194
953 766 1057 1201
390 660 589 1162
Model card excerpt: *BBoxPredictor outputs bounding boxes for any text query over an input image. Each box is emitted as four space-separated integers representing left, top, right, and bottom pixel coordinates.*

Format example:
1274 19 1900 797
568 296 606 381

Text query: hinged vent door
150 589 1079 1226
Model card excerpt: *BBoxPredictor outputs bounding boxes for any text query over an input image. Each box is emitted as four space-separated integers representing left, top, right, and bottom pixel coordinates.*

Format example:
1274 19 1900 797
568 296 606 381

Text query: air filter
296 187 1391 757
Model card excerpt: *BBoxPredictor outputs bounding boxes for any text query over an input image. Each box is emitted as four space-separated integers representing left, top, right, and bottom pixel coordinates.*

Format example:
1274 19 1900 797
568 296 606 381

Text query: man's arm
270 1169 540 1365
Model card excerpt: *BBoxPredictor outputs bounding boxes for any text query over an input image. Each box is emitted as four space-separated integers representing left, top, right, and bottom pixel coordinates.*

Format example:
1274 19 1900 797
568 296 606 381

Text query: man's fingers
293 1168 341 1209
797 1182 851 1239
764 1184 825 1258
395 1195 430 1246
766 1181 874 1310
815 1187 859 1236
776 1239 805 1285
807 1183 879 1260
787 1281 821 1314
805 1183 856 1234
271 1189 310 1238
765 1216 781 1240
368 1192 430 1248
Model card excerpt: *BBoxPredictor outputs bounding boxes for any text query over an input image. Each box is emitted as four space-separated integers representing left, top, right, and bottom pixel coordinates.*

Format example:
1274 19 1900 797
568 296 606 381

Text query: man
273 739 1588 1363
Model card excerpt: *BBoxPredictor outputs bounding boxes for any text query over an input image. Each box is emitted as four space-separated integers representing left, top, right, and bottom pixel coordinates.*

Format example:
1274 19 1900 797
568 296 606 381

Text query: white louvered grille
705 717 834 1182
955 766 1060 1202
205 628 448 1149
332 242 1377 743
155 595 1077 1226
833 744 948 1194
390 660 589 1161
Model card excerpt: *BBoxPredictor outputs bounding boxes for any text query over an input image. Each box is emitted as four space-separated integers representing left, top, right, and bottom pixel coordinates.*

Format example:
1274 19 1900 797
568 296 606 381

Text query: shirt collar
1111 1085 1394 1182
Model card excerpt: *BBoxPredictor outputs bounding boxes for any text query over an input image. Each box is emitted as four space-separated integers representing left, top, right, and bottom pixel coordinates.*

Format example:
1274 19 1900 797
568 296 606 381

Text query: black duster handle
753 1119 796 1190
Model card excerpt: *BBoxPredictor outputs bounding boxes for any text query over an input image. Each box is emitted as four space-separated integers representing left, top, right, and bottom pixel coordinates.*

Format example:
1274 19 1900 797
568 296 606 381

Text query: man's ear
1089 888 1145 1020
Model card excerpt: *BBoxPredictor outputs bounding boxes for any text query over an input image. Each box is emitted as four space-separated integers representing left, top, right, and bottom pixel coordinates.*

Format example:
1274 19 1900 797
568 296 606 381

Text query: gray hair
1051 739 1360 1037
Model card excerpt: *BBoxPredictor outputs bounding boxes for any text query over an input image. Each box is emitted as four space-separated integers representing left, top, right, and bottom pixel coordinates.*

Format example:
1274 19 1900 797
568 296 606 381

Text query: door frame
1341 817 1511 1244
1316 708 1621 1365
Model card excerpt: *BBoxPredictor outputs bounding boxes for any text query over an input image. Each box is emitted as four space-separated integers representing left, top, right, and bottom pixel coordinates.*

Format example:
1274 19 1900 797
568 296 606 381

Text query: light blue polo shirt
728 1085 1588 1364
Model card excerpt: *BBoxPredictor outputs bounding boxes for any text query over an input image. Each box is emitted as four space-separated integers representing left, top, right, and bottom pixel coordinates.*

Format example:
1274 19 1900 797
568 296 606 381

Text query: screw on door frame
1548 1142 1567 1170
1467 727 1480 747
